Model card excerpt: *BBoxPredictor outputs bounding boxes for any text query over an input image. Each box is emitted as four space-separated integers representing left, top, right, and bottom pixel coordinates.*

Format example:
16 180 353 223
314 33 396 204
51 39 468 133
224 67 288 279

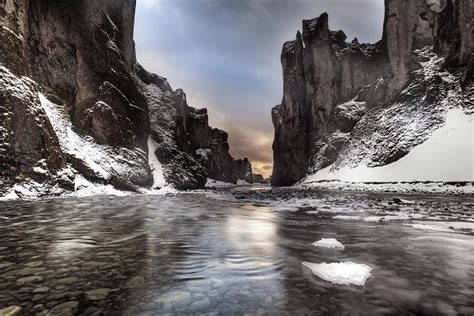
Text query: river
0 187 473 315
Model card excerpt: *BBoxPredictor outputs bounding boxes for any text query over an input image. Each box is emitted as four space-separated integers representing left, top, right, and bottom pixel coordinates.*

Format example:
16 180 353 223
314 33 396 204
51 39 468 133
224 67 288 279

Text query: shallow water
0 188 473 315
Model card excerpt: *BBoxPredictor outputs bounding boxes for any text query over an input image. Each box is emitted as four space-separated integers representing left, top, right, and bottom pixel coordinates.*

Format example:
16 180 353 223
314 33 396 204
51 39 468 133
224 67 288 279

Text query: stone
0 306 22 316
33 287 50 294
16 276 43 283
25 261 44 268
125 276 145 288
189 298 211 310
156 291 192 306
85 288 111 301
49 301 79 315
56 277 78 285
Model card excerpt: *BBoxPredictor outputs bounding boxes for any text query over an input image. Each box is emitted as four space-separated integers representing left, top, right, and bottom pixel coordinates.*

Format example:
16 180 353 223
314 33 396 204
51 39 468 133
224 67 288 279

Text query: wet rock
0 305 22 316
85 288 110 301
16 276 43 284
33 287 50 294
125 276 145 288
189 297 211 310
49 301 78 315
25 261 44 268
56 277 78 285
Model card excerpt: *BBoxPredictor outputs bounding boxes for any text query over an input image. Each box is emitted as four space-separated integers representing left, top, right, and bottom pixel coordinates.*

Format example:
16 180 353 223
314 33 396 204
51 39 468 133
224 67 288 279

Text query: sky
134 0 384 177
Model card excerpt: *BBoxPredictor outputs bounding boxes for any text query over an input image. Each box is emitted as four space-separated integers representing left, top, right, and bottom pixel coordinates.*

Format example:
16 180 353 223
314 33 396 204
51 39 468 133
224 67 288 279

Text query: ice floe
312 238 345 249
302 261 372 286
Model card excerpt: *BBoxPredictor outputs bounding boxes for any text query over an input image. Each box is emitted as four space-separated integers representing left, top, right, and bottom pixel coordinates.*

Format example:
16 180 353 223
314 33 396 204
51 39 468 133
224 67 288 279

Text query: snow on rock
205 179 236 188
303 107 474 184
71 175 128 198
312 238 345 249
302 261 372 286
298 181 473 195
147 136 166 188
39 93 150 188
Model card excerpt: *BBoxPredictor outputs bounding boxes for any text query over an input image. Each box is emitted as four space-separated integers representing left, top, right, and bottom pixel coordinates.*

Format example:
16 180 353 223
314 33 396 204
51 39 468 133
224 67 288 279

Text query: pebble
49 301 79 315
16 276 43 284
0 305 22 315
126 276 145 288
85 288 111 301
189 298 211 310
33 287 50 294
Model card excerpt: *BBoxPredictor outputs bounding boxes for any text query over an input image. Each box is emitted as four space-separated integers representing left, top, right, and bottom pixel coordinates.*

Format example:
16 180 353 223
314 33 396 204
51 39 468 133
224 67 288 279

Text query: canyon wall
0 0 252 194
272 0 473 186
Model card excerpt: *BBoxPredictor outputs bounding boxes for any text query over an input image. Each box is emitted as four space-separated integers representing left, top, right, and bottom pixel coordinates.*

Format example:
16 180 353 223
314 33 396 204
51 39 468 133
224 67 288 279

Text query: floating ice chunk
312 238 345 249
302 261 372 286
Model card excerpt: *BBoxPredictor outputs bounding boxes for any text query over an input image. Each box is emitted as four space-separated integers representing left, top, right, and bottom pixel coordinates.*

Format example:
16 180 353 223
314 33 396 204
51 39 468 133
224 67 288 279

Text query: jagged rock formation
137 64 253 188
272 0 473 186
0 0 252 194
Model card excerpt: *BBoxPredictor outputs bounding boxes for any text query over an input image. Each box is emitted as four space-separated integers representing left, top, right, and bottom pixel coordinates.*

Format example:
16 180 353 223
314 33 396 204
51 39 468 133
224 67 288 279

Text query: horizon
134 0 385 177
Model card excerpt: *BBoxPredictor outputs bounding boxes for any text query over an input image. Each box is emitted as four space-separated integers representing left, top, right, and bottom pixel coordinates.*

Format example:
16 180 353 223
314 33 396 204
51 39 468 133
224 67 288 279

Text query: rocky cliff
0 0 252 196
272 0 473 186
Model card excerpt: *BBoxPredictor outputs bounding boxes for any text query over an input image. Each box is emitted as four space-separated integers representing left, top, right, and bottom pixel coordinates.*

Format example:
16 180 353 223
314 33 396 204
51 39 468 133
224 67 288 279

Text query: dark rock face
236 158 253 183
1 0 253 192
0 67 65 182
272 0 473 186
0 0 153 191
272 13 384 186
137 65 253 188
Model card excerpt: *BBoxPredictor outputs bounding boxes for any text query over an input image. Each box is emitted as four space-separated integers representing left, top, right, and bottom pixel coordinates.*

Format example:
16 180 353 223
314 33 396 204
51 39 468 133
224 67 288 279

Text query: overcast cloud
134 0 384 176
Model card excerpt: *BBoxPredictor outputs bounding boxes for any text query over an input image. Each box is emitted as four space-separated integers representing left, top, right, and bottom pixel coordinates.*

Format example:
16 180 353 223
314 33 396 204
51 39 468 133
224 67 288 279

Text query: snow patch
302 261 372 286
303 108 474 183
312 238 345 249
71 175 128 198
39 93 148 182
147 136 166 188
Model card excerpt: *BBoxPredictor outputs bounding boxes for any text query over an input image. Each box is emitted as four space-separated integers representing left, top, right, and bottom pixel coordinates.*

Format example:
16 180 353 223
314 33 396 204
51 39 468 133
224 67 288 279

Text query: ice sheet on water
405 221 474 234
302 261 372 286
312 238 345 249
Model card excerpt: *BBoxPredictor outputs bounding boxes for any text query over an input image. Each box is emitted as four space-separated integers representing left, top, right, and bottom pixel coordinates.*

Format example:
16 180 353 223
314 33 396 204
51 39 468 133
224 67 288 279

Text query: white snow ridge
302 261 372 286
312 238 345 249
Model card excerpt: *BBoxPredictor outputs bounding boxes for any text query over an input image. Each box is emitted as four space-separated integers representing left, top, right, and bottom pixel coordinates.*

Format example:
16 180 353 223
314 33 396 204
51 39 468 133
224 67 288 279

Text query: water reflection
0 191 473 315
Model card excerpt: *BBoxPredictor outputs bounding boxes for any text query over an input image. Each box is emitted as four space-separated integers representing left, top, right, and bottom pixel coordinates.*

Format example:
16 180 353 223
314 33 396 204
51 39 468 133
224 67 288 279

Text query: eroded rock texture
272 0 473 186
137 65 253 188
0 0 252 193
